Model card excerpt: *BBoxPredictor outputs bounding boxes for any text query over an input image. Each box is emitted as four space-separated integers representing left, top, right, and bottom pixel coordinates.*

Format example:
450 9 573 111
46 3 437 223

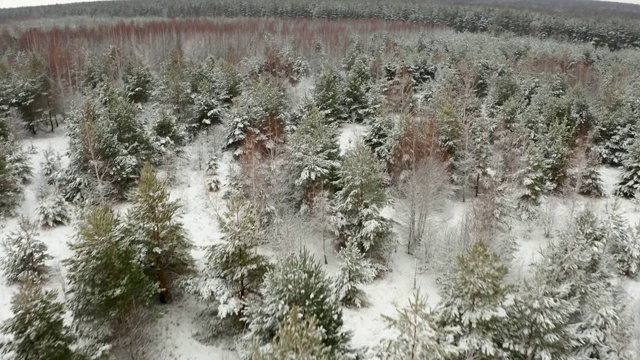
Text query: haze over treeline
1 0 640 359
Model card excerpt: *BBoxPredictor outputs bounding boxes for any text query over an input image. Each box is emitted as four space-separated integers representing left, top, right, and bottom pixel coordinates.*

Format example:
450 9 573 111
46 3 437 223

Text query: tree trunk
158 263 169 304
49 112 55 133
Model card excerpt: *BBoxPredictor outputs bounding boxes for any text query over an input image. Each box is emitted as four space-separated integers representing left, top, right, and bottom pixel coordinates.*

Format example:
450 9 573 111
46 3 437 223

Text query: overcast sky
1 0 105 9
1 0 640 9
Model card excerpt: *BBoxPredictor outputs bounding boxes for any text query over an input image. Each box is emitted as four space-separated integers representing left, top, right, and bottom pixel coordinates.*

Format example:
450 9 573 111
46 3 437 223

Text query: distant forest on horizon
2 0 640 53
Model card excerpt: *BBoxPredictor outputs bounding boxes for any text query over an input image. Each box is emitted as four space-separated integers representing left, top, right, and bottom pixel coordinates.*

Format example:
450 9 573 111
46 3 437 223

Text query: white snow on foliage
0 125 638 359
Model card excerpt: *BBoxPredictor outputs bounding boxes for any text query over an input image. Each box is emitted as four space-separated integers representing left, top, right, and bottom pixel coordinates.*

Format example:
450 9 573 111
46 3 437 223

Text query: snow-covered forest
1 1 640 359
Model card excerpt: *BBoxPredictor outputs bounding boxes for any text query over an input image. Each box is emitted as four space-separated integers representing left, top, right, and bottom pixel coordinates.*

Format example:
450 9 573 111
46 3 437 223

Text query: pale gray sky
1 0 640 9
1 0 105 9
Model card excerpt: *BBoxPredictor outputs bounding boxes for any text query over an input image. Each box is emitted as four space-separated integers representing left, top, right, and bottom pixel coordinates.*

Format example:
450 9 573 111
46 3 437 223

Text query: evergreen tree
536 210 630 358
0 217 51 284
331 143 393 260
379 290 457 360
572 288 630 359
364 113 398 166
65 206 155 336
65 92 153 198
157 43 191 119
435 100 463 158
6 145 33 185
536 121 572 191
489 74 520 112
594 97 635 167
538 210 610 294
188 57 241 132
246 249 350 351
605 208 640 278
189 195 271 318
503 281 575 360
342 56 373 123
515 142 551 218
204 155 221 192
249 306 336 360
122 60 153 104
578 153 605 197
225 78 287 156
436 241 511 360
1 283 80 360
100 92 154 192
41 149 62 184
0 145 24 218
335 242 377 307
9 53 61 134
154 108 185 148
125 163 194 302
313 64 344 124
288 106 340 205
616 134 640 198
0 115 10 140
37 186 71 228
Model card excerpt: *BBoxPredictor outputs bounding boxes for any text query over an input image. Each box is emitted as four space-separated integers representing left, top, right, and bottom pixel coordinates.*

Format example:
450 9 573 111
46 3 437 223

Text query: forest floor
0 124 639 359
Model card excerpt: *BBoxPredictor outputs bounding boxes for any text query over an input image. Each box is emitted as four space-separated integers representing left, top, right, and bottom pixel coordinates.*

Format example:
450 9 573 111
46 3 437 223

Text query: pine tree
331 143 393 261
157 42 191 119
9 53 61 134
188 57 240 132
489 74 520 112
122 60 153 104
204 155 221 192
41 148 63 184
364 113 398 166
503 281 575 360
0 115 10 140
379 290 457 360
536 210 630 358
288 106 340 205
595 99 635 166
189 195 271 318
342 56 372 123
225 78 287 156
246 249 350 351
537 121 572 191
124 163 194 302
578 153 605 197
6 145 33 185
1 283 80 360
616 134 640 198
65 92 153 198
335 242 377 307
313 64 344 124
0 145 24 218
515 142 550 218
572 287 630 359
152 108 186 155
249 306 336 360
436 241 511 360
37 185 71 228
101 92 153 192
538 210 609 295
65 206 155 335
0 217 51 284
605 207 640 278
435 100 462 158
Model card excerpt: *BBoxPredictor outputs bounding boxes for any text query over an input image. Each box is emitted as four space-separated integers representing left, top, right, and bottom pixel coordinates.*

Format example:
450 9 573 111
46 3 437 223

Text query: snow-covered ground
0 124 639 358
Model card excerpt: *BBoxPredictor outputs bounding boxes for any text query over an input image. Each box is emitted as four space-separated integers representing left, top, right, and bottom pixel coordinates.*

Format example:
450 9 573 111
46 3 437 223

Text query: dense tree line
3 0 640 51
1 10 640 358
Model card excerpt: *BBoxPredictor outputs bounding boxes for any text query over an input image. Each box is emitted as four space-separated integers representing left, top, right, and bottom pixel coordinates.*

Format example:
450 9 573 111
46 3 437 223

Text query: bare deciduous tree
395 156 451 255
